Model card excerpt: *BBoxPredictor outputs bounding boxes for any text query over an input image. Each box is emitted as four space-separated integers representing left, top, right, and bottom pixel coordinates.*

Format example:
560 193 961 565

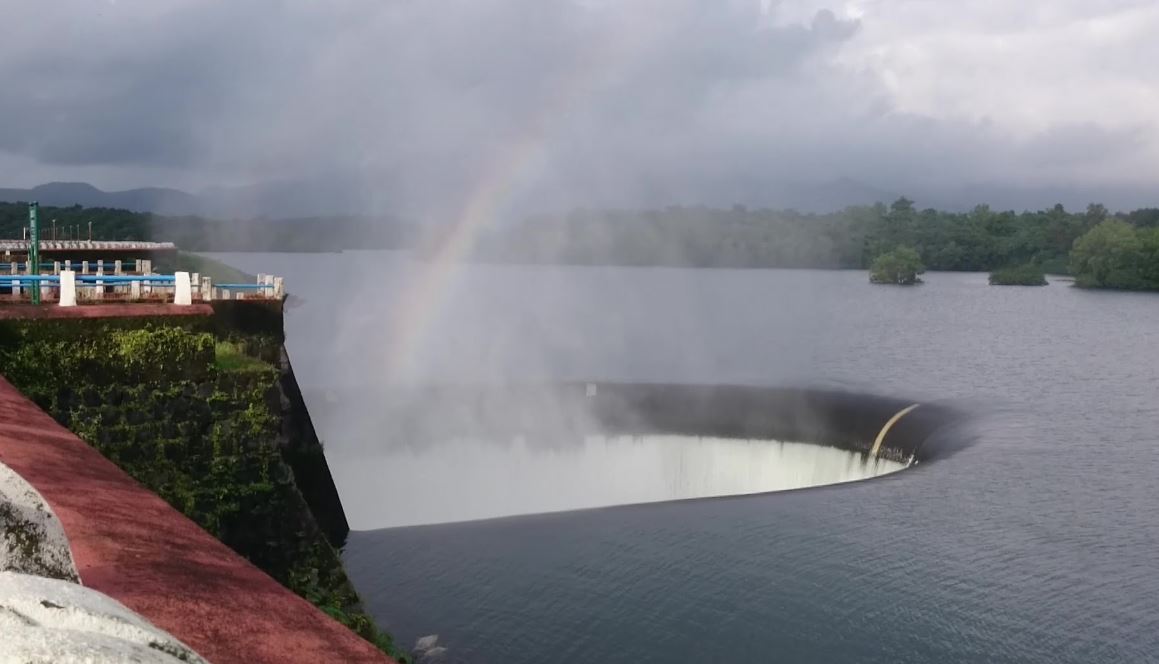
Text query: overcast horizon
2 1 1157 217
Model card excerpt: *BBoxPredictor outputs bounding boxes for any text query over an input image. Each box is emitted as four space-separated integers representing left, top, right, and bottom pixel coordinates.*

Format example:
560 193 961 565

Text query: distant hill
0 182 198 215
0 179 380 218
0 201 417 252
1 178 1154 219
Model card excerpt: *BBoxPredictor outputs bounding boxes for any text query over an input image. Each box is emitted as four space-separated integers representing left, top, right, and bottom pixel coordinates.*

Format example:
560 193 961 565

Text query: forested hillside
0 203 413 252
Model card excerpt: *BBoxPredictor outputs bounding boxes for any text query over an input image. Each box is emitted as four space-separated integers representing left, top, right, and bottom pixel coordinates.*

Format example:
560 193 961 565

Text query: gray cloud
0 0 1155 214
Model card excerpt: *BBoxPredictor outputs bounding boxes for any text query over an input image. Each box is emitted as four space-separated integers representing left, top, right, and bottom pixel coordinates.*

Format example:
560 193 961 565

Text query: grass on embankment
161 252 256 285
214 340 272 373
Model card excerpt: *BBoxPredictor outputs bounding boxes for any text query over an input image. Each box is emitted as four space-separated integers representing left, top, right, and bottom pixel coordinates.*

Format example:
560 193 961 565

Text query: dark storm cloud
0 0 1155 213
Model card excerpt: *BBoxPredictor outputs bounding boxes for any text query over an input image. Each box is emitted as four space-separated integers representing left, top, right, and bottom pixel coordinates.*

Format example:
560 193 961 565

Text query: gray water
214 252 1159 664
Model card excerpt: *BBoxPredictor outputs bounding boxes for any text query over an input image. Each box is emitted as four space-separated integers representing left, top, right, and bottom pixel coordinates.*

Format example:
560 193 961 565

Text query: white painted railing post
59 270 76 307
174 271 192 306
201 276 213 301
95 262 104 300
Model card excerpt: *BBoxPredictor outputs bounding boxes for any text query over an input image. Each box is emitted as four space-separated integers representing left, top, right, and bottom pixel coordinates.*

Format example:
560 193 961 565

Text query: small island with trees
989 263 1048 286
869 246 924 285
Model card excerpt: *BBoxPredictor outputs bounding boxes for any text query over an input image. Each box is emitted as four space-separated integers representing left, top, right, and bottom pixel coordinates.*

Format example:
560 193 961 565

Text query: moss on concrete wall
0 315 406 662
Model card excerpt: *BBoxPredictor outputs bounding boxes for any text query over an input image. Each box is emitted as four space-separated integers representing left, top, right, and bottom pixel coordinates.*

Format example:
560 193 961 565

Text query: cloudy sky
1 0 1156 214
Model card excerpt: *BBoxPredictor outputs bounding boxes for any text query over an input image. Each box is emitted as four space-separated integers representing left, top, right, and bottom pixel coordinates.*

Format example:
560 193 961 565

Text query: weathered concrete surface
0 460 77 581
0 571 206 663
276 347 351 546
0 375 393 663
0 303 214 320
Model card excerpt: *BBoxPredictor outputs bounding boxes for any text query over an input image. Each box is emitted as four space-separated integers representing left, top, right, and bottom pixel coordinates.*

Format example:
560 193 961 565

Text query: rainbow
381 30 646 381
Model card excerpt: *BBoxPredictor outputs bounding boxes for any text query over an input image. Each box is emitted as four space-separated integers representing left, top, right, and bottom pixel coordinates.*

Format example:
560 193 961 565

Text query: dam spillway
342 435 908 528
316 383 971 529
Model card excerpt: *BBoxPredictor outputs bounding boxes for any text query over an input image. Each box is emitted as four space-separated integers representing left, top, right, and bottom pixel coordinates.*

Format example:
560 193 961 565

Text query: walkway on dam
0 307 392 663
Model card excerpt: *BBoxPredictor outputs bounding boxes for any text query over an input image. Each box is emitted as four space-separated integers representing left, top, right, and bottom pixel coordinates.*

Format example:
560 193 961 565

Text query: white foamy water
336 436 907 529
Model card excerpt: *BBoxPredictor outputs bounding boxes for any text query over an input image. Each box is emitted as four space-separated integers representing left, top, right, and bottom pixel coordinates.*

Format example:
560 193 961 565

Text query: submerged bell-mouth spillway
321 384 973 529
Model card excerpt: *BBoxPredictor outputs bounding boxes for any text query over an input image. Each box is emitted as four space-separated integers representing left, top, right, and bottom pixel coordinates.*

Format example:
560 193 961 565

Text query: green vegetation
162 252 255 284
0 202 412 252
869 247 924 285
1070 219 1159 291
474 199 1127 272
5 198 1159 292
989 263 1048 286
214 340 271 373
0 318 407 662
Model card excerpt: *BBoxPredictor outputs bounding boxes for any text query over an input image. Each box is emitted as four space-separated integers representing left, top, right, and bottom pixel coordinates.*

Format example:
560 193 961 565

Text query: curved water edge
341 435 909 529
315 383 973 530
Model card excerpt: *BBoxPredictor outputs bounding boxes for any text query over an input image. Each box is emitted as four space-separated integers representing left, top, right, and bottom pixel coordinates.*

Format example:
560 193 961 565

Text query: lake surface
214 252 1159 664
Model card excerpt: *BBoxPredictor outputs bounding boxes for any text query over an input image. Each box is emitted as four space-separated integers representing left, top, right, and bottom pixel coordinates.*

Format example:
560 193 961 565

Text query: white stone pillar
200 276 213 301
174 271 192 306
82 261 89 275
59 270 76 307
130 280 141 300
114 260 122 275
53 261 60 275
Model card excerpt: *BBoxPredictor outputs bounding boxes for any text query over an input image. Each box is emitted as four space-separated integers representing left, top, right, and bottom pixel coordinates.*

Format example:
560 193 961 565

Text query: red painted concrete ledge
0 303 215 320
0 375 393 663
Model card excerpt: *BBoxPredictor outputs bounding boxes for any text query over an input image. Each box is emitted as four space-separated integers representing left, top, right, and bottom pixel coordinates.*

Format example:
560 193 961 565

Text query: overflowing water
340 435 907 528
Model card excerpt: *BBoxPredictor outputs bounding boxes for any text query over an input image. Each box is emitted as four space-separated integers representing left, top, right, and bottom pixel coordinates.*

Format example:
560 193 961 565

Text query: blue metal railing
1 270 280 301
216 283 272 290
0 275 177 285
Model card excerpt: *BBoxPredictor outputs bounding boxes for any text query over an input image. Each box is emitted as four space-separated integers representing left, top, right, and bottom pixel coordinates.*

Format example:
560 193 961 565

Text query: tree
989 263 1048 286
1070 220 1145 289
870 246 924 285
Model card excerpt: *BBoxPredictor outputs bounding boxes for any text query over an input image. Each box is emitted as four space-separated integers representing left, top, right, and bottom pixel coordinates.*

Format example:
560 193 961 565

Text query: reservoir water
214 252 1159 664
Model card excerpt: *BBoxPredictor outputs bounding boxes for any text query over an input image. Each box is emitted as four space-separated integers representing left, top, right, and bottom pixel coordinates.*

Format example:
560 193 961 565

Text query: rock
0 461 77 581
0 571 208 663
414 634 439 651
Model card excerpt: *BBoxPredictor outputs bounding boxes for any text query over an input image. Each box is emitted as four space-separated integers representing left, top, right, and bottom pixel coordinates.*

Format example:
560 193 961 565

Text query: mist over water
340 435 906 529
210 253 1159 664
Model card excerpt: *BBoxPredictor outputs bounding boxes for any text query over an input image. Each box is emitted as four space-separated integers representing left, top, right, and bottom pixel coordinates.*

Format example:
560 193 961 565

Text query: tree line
0 203 414 252
4 198 1158 290
470 199 1159 289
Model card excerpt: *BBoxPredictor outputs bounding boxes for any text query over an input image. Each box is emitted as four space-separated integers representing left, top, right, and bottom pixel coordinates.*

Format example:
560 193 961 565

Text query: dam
0 247 975 661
